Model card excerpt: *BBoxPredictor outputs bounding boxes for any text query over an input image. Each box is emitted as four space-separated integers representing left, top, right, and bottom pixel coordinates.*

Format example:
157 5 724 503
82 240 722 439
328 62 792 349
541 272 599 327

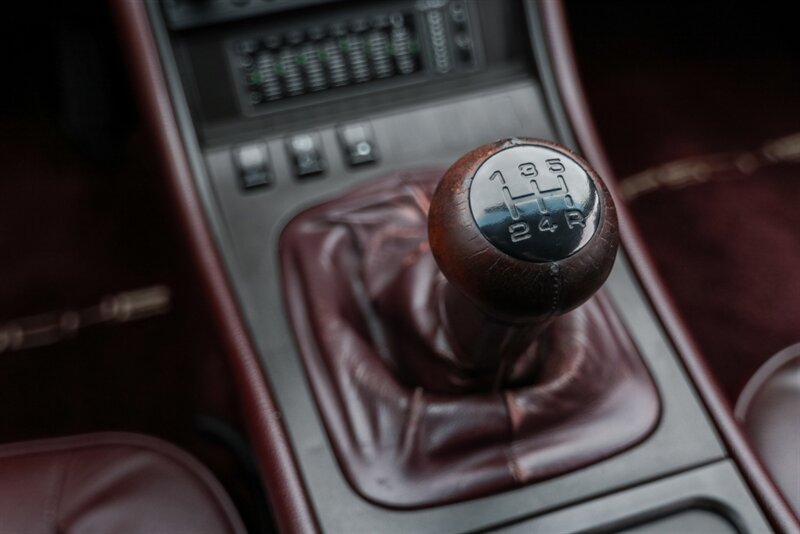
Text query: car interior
1 1 798 532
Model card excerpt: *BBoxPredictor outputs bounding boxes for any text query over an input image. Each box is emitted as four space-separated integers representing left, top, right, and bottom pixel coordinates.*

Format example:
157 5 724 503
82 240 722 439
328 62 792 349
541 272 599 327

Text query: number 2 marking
509 222 531 242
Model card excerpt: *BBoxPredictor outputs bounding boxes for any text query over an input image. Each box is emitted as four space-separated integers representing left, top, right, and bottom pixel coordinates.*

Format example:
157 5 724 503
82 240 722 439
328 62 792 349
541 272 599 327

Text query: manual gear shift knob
428 138 618 321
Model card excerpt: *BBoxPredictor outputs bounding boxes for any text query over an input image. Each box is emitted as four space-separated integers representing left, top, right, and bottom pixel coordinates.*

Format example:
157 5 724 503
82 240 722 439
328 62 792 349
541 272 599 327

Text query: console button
232 143 272 190
454 33 474 64
450 1 468 25
287 133 325 177
338 123 378 166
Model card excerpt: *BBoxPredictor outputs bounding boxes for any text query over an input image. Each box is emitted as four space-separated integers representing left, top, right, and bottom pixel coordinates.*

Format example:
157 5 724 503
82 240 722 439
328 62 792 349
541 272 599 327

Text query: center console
138 0 776 531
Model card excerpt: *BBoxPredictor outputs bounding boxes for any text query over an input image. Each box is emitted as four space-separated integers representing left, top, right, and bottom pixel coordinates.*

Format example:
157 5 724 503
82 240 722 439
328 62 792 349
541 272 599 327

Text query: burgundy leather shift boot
280 170 660 508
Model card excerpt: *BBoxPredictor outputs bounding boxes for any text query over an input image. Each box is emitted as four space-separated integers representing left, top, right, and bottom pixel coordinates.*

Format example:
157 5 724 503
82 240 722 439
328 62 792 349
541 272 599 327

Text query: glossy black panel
468 142 601 262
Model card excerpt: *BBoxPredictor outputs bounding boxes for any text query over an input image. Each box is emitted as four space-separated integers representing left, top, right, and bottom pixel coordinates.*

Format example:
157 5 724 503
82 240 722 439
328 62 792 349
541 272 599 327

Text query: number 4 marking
538 217 558 233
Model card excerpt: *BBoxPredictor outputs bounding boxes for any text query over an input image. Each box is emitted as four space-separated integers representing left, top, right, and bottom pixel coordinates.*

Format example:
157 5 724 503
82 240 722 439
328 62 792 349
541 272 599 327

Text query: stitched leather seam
619 131 800 200
549 263 562 316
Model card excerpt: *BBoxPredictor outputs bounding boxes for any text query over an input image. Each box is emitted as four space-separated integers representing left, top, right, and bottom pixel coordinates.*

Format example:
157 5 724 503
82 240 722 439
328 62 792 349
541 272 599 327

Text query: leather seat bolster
0 432 246 534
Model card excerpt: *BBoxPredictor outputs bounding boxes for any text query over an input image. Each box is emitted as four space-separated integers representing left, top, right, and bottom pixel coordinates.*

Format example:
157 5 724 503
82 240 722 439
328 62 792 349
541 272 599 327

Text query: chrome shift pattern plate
469 142 601 262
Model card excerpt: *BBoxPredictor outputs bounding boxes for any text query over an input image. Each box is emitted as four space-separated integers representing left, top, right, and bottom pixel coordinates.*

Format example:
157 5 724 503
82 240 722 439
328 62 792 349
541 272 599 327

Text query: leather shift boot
280 170 660 508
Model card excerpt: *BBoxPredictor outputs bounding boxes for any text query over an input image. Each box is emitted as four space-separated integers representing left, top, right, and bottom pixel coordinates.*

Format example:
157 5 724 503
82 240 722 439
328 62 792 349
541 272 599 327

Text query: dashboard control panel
228 0 480 114
170 0 527 141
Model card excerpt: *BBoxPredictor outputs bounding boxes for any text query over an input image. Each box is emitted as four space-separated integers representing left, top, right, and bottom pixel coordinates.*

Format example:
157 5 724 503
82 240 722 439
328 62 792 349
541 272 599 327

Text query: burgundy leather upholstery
0 433 245 534
280 170 660 508
737 345 800 517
